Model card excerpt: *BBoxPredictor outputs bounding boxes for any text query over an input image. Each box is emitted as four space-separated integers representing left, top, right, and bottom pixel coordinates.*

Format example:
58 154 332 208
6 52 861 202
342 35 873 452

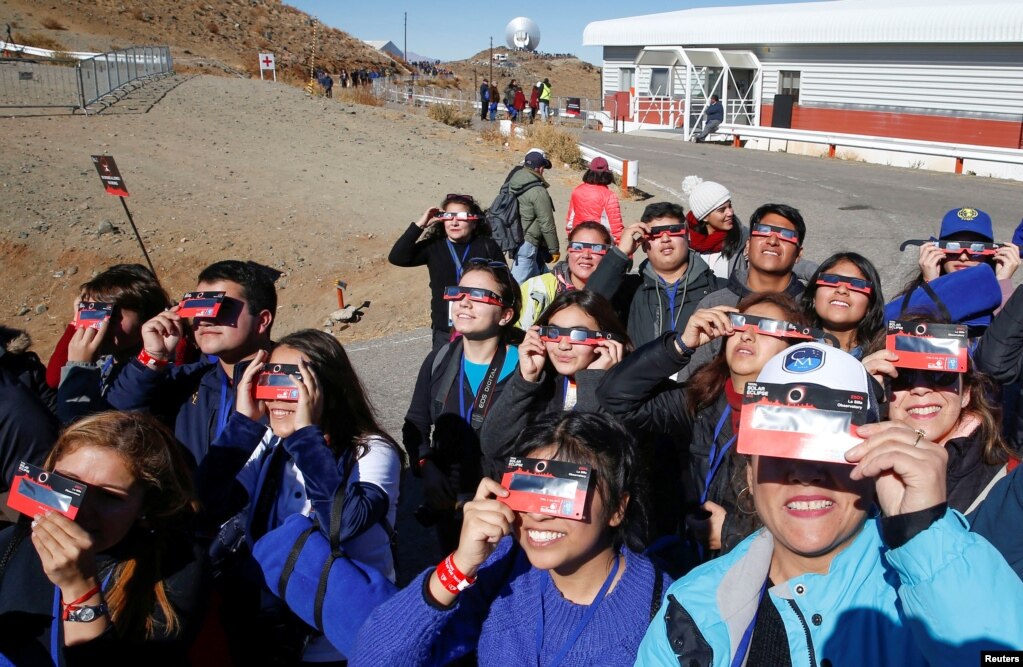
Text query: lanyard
457 347 506 432
701 406 737 505
658 276 686 333
216 372 233 440
535 554 621 667
51 570 114 662
730 579 770 667
98 356 115 393
446 240 472 282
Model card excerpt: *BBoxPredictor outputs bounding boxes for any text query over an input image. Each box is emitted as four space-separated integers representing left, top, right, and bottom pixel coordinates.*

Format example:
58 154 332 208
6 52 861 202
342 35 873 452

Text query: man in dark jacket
509 149 559 284
105 260 276 468
679 202 807 378
587 201 723 348
975 283 1023 451
693 94 724 143
479 78 489 121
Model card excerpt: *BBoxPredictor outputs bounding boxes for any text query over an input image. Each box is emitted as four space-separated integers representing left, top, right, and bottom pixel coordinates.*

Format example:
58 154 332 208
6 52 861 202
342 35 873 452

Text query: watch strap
66 602 109 622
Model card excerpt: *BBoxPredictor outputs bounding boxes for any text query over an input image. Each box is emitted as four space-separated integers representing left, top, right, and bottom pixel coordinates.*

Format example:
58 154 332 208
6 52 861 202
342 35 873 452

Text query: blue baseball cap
939 207 993 242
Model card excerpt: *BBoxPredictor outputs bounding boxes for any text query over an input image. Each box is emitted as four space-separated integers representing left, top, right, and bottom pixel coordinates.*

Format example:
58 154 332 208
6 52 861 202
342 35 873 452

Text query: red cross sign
258 53 276 71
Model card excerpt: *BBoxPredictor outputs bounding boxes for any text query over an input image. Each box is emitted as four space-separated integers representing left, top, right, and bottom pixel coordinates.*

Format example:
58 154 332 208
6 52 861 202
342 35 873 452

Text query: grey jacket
508 166 558 253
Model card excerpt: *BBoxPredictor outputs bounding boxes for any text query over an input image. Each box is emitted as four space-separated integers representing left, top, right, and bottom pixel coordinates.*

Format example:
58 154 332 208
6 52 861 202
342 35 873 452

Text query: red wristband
61 585 101 620
137 348 170 369
435 553 476 595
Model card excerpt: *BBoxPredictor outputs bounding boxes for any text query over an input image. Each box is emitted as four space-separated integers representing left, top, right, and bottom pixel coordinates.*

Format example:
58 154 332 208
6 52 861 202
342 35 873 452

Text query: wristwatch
66 603 109 622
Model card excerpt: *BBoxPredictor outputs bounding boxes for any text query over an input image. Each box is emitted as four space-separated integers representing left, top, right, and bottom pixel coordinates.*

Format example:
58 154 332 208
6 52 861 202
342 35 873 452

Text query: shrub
41 18 67 30
337 87 383 107
427 103 473 129
13 32 66 51
525 124 582 167
478 124 505 146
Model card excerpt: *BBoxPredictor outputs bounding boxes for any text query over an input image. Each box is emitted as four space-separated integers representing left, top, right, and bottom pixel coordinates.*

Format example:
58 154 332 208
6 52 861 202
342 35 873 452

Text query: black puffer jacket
975 283 1023 451
596 332 757 554
945 429 1012 514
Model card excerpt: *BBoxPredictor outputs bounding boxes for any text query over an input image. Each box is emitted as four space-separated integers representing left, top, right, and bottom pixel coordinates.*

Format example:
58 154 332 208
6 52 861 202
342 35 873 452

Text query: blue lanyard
702 406 737 505
535 554 621 667
51 570 114 662
98 356 115 392
658 276 683 332
730 579 770 667
216 372 232 440
447 240 471 282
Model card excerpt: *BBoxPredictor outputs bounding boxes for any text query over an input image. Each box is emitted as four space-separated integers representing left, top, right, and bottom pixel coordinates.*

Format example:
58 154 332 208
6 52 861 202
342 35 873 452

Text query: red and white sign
258 53 276 71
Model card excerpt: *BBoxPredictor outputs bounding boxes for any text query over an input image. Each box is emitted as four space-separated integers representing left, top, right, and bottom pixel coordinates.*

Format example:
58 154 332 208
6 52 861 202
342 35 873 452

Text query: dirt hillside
430 48 603 102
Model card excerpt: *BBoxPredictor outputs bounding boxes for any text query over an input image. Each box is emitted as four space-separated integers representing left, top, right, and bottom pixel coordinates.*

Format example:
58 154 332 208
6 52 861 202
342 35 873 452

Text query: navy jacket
970 464 1023 581
105 356 256 469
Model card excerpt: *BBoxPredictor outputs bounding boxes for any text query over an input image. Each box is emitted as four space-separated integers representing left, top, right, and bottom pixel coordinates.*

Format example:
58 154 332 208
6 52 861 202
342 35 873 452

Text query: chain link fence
0 46 172 110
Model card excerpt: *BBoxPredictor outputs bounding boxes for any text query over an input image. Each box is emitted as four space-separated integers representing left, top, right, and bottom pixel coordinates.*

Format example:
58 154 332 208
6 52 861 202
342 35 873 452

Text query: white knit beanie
685 177 731 222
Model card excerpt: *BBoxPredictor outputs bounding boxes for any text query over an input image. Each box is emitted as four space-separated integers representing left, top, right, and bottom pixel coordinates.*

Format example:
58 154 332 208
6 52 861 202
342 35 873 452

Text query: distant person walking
504 79 518 121
508 149 559 283
565 157 624 243
319 71 333 98
488 82 499 121
693 94 724 142
539 78 552 121
513 85 526 122
479 78 489 121
529 82 541 124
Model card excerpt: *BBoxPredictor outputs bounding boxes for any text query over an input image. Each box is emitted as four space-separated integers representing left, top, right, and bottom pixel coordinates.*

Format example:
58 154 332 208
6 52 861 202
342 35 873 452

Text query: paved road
348 133 1022 581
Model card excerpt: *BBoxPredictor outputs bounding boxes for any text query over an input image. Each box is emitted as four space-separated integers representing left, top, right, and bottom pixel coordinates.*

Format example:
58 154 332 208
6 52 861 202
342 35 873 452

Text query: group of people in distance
478 78 552 123
0 146 1021 665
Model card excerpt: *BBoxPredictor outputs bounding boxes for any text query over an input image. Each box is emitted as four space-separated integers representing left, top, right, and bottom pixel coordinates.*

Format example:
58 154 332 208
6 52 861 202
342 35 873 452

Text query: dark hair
46 411 198 639
687 293 808 413
689 209 745 261
641 201 686 225
197 260 278 322
801 252 886 354
891 312 1012 466
80 264 170 323
461 261 522 335
582 169 615 186
535 290 634 354
422 194 491 242
749 203 806 246
568 221 613 245
511 412 650 552
275 329 405 466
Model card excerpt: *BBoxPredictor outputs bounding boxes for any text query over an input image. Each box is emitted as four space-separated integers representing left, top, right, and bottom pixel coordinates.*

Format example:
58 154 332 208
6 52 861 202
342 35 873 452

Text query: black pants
480 100 488 120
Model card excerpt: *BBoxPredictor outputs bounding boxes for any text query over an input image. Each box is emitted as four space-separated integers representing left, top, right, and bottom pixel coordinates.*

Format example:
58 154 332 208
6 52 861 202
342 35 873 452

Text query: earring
736 486 757 516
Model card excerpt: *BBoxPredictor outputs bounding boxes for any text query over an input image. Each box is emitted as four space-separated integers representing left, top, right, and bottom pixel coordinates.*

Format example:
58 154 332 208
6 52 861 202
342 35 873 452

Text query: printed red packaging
255 363 302 401
74 301 113 330
178 291 225 318
7 461 87 520
499 457 591 520
885 320 967 373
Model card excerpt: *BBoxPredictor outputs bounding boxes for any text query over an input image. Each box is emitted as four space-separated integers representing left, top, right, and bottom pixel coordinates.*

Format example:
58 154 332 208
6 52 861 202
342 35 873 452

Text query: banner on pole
91 155 129 197
258 53 276 71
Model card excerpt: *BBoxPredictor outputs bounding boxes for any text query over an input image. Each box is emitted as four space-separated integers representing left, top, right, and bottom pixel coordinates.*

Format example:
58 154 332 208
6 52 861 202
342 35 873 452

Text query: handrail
718 124 1023 166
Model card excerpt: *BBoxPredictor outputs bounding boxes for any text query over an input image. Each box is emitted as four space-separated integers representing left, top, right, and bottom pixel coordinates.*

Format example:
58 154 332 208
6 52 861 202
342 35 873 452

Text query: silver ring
913 429 926 447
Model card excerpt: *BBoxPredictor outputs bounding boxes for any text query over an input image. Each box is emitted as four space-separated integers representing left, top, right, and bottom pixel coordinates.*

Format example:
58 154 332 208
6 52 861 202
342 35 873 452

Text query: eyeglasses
443 285 505 307
537 326 622 345
463 257 510 273
816 273 874 295
751 222 800 245
935 240 1001 257
445 193 477 206
645 224 688 239
890 369 962 393
567 241 610 255
728 313 827 342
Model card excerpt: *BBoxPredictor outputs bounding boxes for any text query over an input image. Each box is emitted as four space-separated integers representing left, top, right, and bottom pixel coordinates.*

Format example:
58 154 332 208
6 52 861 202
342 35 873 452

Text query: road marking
348 331 431 353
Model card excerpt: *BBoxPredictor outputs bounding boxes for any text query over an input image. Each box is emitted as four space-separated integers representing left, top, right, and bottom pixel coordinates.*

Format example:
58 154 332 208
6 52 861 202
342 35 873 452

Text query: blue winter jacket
104 356 254 468
637 511 1023 666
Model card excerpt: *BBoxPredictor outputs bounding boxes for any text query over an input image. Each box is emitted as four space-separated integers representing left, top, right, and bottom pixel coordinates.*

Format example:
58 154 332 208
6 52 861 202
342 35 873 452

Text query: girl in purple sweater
352 411 672 666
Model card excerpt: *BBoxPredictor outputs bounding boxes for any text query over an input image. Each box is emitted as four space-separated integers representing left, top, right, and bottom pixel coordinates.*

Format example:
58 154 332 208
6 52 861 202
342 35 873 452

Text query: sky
285 1 807 64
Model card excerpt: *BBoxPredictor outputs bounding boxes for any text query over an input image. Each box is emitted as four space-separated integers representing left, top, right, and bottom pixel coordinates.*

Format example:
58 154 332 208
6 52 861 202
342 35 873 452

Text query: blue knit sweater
351 537 671 666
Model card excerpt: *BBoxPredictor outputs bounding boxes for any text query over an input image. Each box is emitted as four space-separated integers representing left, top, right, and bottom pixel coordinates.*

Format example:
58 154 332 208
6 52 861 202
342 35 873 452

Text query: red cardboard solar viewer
885 320 967 373
500 457 591 520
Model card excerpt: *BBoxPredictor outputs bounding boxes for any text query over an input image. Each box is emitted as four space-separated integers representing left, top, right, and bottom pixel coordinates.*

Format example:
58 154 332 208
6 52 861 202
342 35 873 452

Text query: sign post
90 155 160 284
258 52 276 82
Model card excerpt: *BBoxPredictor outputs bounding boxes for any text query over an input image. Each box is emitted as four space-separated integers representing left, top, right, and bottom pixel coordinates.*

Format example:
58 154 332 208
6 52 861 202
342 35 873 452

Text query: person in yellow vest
539 78 552 121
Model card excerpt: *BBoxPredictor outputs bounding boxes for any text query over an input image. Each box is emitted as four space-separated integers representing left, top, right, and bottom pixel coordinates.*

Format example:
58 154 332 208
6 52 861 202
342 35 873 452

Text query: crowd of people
478 78 552 123
2 145 1023 665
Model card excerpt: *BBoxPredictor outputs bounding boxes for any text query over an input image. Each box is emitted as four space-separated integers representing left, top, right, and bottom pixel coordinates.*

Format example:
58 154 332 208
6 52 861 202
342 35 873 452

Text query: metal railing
0 46 172 110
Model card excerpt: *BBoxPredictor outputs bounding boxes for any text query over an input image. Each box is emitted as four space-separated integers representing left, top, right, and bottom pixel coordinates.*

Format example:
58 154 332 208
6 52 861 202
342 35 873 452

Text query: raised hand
918 243 945 282
140 306 183 363
292 357 323 431
67 317 109 363
994 242 1021 280
587 338 624 370
518 327 548 382
236 349 268 422
678 305 738 351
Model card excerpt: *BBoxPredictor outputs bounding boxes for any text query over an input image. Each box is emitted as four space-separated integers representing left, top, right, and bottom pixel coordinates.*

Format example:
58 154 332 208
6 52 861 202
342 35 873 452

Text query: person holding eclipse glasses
599 293 826 563
388 193 505 351
482 290 632 466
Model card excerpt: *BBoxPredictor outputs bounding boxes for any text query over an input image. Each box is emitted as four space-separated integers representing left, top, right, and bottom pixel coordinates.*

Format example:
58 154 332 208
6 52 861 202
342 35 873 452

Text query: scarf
724 380 744 434
686 210 728 253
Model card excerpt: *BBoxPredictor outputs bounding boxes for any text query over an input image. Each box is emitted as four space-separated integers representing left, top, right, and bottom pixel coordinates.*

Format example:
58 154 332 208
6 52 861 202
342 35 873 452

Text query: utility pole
489 36 493 82
403 12 407 63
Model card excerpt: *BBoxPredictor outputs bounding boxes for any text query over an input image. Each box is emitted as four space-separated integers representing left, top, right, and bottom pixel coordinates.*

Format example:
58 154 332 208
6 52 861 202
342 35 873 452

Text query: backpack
485 167 543 255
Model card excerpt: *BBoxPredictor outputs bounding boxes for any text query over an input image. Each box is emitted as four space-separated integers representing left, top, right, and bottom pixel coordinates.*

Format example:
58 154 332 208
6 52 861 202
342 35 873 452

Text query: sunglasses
728 313 827 342
815 273 874 295
443 285 505 307
445 193 477 206
463 257 510 273
437 211 479 221
567 241 610 255
890 369 961 393
645 224 688 239
751 222 800 244
537 326 622 345
936 240 1002 257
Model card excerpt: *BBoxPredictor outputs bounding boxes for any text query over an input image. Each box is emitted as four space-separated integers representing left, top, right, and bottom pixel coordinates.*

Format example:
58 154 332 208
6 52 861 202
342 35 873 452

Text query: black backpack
485 167 543 255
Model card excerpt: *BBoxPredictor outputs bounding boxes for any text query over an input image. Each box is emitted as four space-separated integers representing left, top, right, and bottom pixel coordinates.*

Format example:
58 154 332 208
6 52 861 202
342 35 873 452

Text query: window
619 67 634 92
779 70 800 103
649 68 670 96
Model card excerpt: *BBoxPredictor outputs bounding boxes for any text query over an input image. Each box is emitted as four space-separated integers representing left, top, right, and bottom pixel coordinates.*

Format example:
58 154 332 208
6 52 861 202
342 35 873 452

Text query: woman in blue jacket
353 411 672 667
637 344 1023 666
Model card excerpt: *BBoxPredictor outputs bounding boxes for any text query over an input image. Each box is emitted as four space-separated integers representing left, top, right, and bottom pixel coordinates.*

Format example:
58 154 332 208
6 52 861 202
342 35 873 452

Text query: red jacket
513 89 526 111
565 183 624 243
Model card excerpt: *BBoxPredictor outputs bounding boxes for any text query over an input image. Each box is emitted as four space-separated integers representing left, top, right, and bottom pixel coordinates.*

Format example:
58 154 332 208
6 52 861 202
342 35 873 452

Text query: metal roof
583 0 1023 47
